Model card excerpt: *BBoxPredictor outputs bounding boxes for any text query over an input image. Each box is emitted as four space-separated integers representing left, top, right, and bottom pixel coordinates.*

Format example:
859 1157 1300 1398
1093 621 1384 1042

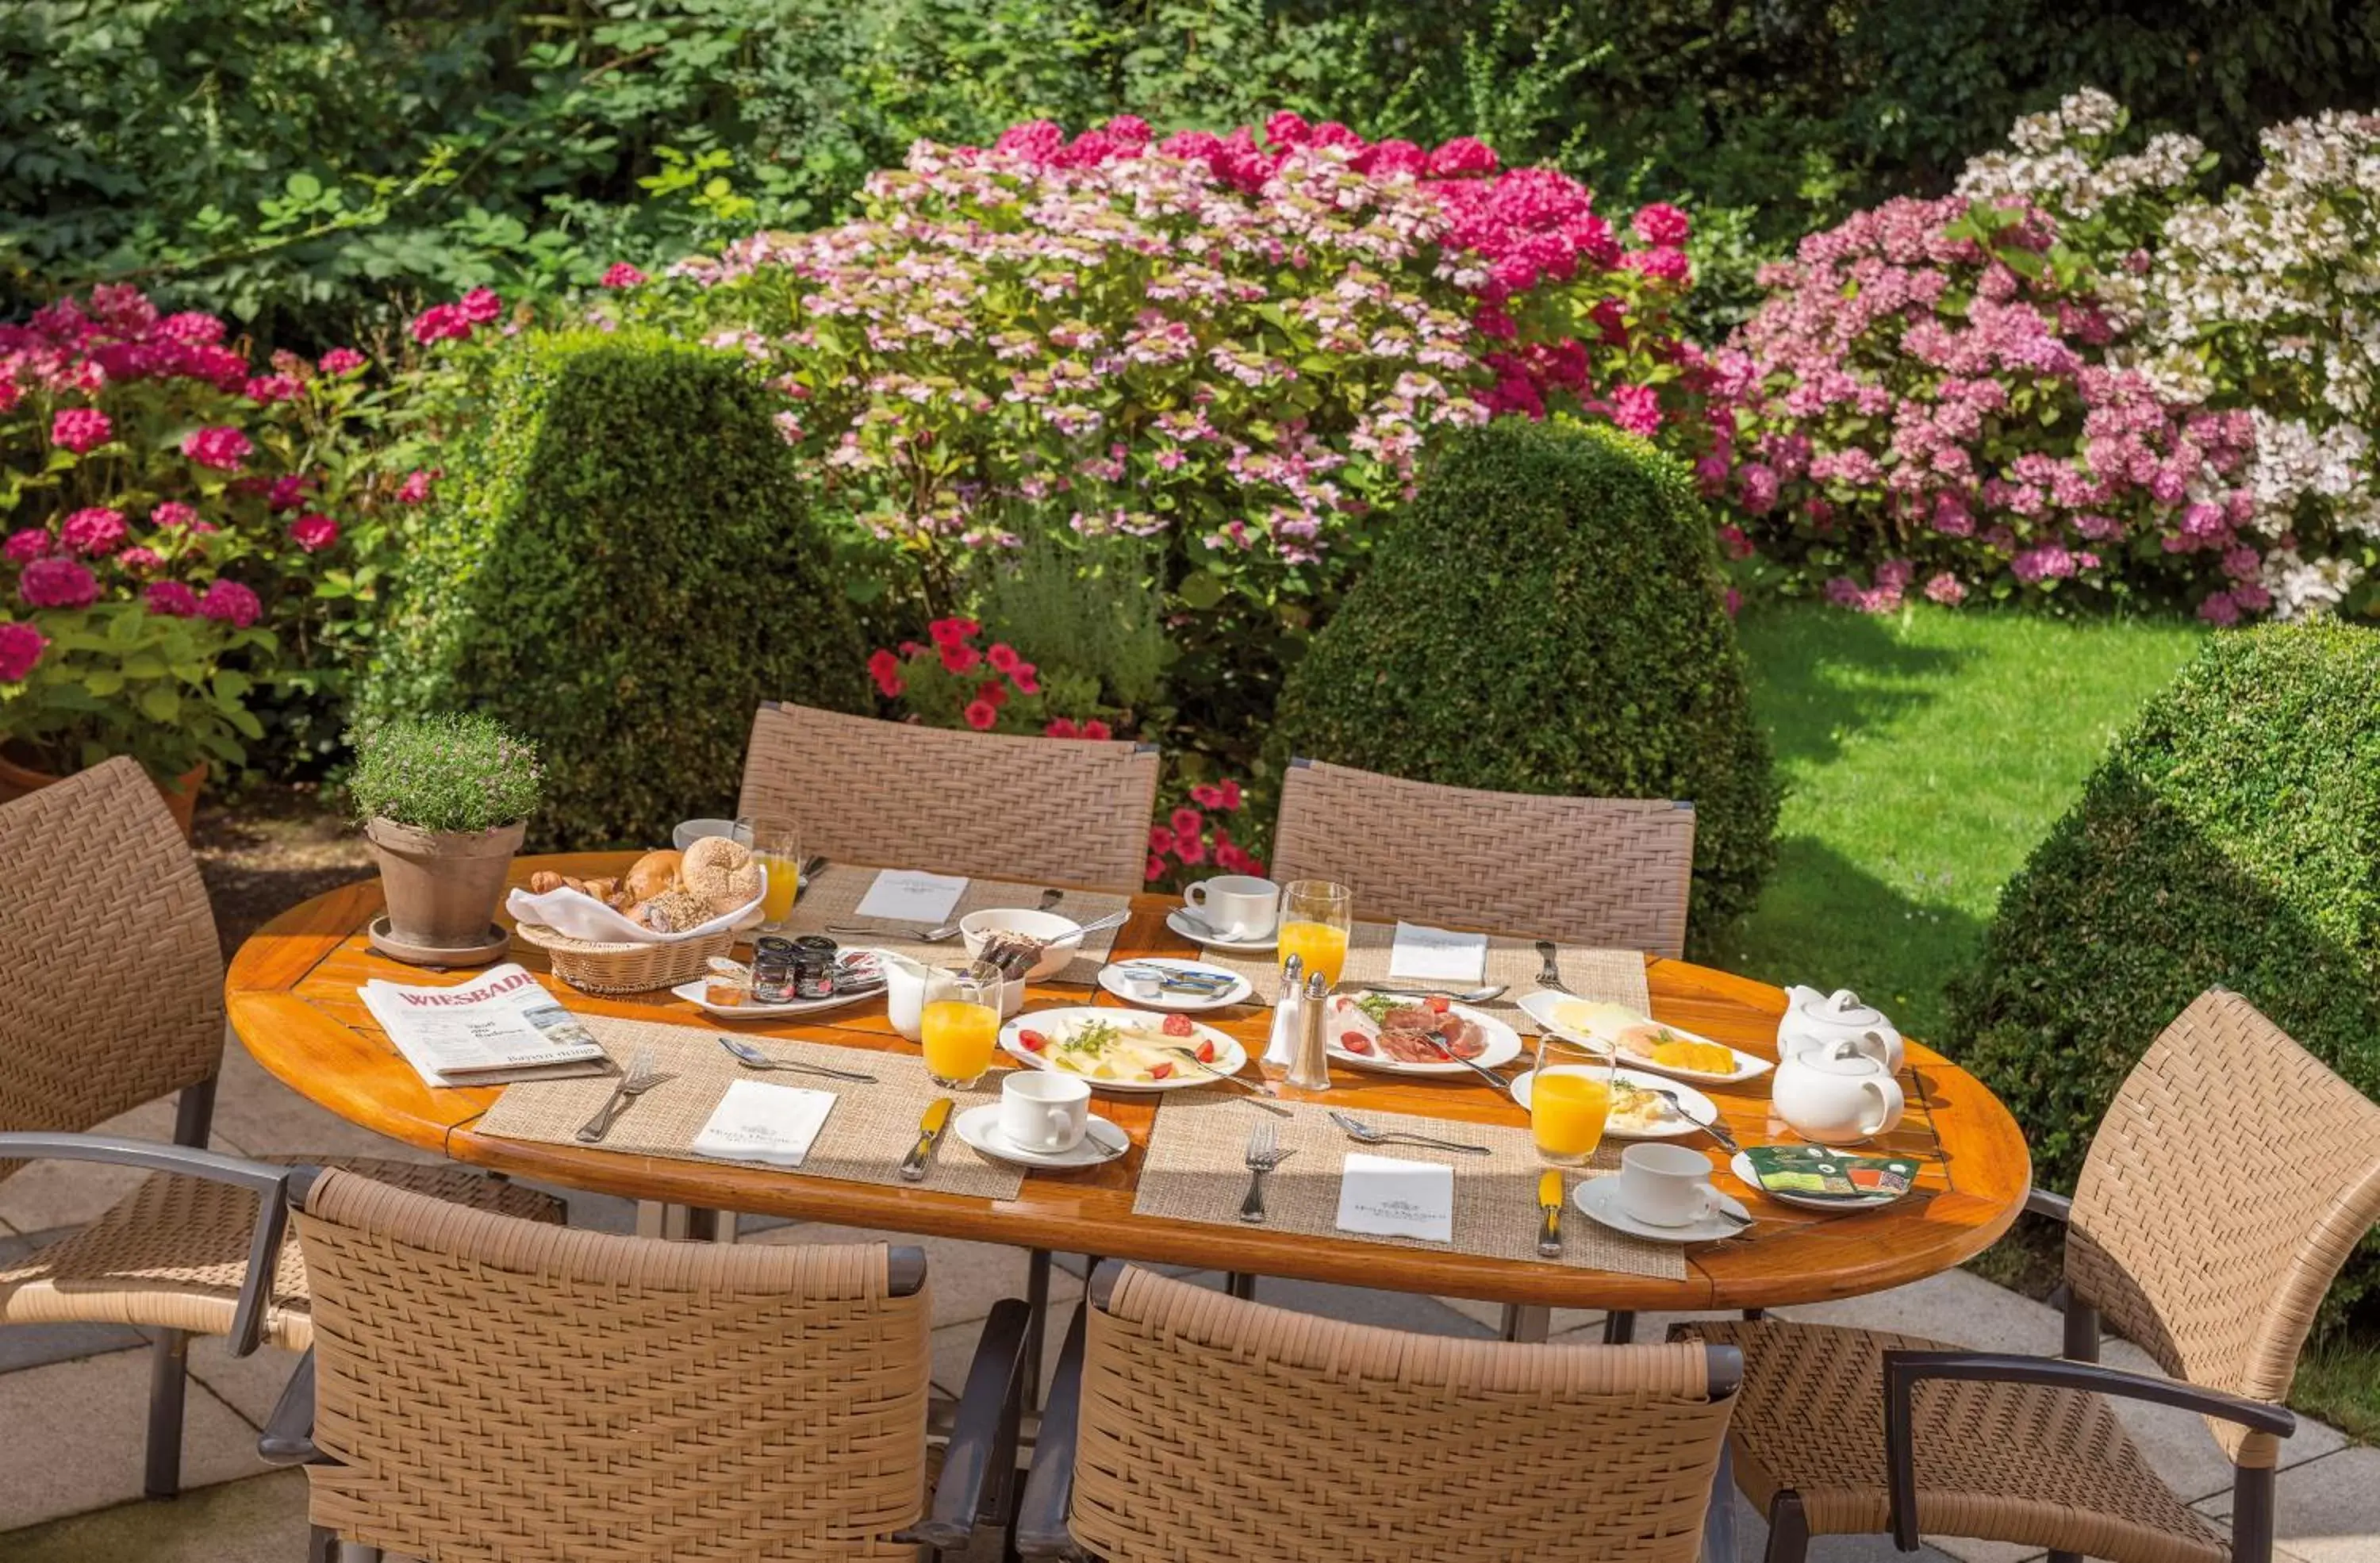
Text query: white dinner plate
952 1104 1130 1168
1164 908 1277 954
1323 994 1525 1077
670 948 890 1020
999 1007 1250 1093
1097 958 1255 1012
1507 1067 1720 1140
1573 1175 1750 1244
1729 1150 1908 1212
1516 991 1774 1085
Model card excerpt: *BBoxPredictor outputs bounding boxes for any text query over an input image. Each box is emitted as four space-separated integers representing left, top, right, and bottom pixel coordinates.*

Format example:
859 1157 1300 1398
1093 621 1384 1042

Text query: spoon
716 1033 877 1084
1326 1110 1491 1155
1357 981 1510 1004
1648 1085 1741 1154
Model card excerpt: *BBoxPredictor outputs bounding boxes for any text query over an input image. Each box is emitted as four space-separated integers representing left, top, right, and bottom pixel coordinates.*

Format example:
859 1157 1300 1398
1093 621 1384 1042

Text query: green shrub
362 328 866 847
1267 418 1779 942
1946 621 2380 1325
348 713 542 835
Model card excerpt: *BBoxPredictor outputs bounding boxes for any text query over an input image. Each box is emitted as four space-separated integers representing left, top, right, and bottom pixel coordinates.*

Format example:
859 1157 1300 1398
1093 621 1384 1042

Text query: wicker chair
736 702 1161 893
1015 1262 1744 1562
0 757 561 1500
1681 989 2380 1563
1271 758 1697 956
263 1166 1036 1562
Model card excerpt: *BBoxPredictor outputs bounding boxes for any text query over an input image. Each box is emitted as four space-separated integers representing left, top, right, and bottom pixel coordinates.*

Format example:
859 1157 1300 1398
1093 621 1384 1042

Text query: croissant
527 870 565 895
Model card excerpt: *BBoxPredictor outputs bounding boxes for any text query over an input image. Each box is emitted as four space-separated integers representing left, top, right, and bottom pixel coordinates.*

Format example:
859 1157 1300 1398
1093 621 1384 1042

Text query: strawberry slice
1149 1062 1176 1080
1161 1013 1196 1037
1423 994 1451 1014
1194 1038 1218 1063
1017 1028 1048 1053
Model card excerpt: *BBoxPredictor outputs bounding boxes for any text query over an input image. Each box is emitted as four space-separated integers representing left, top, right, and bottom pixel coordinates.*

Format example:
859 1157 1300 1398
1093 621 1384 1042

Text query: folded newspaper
360 962 612 1087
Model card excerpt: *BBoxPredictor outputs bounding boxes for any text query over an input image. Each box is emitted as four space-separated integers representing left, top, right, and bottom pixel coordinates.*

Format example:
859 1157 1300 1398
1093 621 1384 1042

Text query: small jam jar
792 935 840 1000
750 937 799 1004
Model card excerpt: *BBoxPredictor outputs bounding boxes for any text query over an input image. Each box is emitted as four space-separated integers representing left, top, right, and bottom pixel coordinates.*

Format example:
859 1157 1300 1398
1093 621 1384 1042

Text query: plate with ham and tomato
1000 1008 1250 1092
1325 992 1526 1077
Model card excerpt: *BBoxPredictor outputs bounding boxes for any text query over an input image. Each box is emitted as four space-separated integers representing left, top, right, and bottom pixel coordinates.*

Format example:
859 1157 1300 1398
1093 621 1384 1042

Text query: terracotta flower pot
0 748 207 838
365 816 527 954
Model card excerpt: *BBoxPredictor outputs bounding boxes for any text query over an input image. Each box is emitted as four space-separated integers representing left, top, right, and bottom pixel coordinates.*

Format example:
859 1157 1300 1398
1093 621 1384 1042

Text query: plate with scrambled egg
1515 996 1774 1085
999 1008 1249 1093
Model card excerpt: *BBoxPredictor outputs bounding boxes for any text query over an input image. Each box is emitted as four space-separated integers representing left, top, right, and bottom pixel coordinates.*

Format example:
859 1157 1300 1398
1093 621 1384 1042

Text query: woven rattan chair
1271 758 1697 955
261 1166 1037 1562
1680 988 2380 1563
736 701 1161 893
1015 1262 1744 1562
0 756 561 1500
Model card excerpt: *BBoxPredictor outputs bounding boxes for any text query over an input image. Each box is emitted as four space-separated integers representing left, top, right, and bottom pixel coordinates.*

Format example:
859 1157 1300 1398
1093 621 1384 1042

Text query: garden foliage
1946 621 2380 1323
347 712 543 836
360 328 867 848
1268 418 1779 939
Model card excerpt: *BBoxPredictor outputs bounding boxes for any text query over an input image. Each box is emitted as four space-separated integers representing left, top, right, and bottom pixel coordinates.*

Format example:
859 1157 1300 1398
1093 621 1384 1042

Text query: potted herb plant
350 713 542 964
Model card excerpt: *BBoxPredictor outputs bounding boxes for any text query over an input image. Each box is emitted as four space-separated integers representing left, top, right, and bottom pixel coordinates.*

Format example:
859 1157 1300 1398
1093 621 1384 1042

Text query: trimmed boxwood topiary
1946 620 2380 1323
1267 417 1779 942
362 328 867 848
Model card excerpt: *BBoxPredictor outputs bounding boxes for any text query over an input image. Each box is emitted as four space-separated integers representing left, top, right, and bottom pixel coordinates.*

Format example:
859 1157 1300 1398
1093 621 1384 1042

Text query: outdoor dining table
227 851 2033 1331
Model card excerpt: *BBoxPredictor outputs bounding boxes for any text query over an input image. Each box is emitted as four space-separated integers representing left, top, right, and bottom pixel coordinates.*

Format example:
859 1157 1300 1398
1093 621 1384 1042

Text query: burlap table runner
777 865 1130 985
1132 1095 1687 1280
1193 924 1650 1035
474 1016 1026 1199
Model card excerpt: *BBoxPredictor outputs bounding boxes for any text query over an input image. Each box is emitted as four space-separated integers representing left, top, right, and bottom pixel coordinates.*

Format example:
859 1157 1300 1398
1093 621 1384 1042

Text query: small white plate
1573 1176 1750 1244
1164 908 1277 954
1516 992 1774 1085
671 949 889 1020
1324 995 1525 1077
952 1104 1130 1168
1729 1150 1907 1212
1507 1068 1720 1141
1098 958 1254 1012
999 1007 1250 1093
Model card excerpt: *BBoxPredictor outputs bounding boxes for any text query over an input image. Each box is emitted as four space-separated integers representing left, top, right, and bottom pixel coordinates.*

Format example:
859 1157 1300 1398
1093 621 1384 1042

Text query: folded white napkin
690 1079 837 1167
505 877 766 944
1335 1151 1455 1242
1388 921 1488 984
852 868 969 924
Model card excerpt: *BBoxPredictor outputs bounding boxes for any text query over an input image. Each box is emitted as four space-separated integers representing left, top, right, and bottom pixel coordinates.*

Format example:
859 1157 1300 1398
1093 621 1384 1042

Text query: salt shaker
1264 954 1305 1069
1286 968 1334 1091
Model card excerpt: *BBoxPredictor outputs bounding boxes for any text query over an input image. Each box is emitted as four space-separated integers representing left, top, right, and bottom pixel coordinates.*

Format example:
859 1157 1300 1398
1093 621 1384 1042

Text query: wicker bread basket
512 920 734 995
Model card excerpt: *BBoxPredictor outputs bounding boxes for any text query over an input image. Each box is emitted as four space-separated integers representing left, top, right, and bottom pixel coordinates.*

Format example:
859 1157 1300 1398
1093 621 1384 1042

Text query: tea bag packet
1744 1144 1915 1200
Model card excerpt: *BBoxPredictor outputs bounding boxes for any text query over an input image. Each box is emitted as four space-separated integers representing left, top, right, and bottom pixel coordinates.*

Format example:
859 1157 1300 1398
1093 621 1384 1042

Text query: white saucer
1573 1176 1750 1243
1164 908 1276 953
952 1104 1130 1168
1099 958 1255 1012
1729 1150 1906 1211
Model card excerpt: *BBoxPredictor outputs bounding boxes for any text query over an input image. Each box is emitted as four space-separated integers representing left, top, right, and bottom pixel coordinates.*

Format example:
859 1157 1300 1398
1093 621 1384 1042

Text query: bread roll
638 888 707 934
681 836 763 914
622 849 683 904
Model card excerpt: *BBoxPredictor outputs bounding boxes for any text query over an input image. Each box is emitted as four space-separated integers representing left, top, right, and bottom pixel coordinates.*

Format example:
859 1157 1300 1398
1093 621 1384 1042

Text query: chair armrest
0 1133 301 1358
898 1296 1033 1552
256 1350 322 1466
2025 1187 2073 1223
1880 1350 2294 1550
1015 1302 1089 1561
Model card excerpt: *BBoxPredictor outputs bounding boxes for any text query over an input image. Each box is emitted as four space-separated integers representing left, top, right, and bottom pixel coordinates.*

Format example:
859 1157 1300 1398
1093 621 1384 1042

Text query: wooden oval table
229 852 2031 1318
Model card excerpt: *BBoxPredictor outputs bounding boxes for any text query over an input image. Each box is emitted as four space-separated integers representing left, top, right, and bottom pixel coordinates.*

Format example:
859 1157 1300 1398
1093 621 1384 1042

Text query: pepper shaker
1286 968 1333 1092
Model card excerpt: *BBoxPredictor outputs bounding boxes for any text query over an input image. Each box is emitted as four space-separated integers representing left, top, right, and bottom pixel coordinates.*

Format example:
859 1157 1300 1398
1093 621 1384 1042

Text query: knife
899 1097 954 1181
1537 1170 1565 1258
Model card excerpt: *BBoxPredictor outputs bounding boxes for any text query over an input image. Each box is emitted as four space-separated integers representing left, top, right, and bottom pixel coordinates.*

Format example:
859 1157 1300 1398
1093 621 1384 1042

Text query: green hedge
1268 418 1779 942
1946 621 2380 1324
361 328 867 848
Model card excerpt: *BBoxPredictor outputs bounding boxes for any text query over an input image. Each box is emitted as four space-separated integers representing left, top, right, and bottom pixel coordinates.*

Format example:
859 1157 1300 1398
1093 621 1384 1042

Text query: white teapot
1772 1037 1906 1145
1778 985 1903 1073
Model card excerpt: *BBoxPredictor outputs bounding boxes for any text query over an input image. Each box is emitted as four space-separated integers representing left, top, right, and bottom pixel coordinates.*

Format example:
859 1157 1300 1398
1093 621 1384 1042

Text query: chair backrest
0 756 223 1173
294 1168 933 1561
2066 988 2380 1465
1270 759 1697 956
1068 1265 1738 1563
736 702 1161 894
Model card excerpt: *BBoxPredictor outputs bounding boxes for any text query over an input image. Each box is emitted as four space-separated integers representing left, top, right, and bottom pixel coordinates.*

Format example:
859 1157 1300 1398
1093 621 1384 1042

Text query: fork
1534 939 1571 994
827 919 966 942
716 1033 877 1084
1326 1110 1491 1155
1238 1120 1296 1222
1164 1046 1291 1114
1418 1029 1519 1096
1037 888 1065 912
575 1050 676 1143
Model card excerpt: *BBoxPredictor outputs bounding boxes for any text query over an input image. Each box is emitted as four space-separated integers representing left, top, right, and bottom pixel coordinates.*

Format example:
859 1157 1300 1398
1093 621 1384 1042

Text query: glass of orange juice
1530 1033 1615 1166
919 966 1000 1089
1277 879 1352 988
753 824 801 931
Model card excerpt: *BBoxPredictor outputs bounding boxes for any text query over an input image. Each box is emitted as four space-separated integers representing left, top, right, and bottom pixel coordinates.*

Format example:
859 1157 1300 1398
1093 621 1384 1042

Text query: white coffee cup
1184 875 1280 940
1000 1070 1092 1154
1616 1142 1722 1227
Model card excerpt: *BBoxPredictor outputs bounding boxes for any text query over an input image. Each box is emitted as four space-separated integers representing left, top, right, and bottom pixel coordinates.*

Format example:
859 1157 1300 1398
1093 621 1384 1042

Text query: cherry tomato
1341 1030 1374 1055
1150 1062 1176 1080
1423 994 1451 1014
1194 1039 1218 1063
1161 1013 1196 1037
1018 1028 1048 1053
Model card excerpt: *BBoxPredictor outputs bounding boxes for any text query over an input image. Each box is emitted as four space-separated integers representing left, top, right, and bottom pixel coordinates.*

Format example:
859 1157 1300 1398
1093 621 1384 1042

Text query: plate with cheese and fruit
1515 995 1773 1085
1000 1008 1249 1093
1323 992 1525 1077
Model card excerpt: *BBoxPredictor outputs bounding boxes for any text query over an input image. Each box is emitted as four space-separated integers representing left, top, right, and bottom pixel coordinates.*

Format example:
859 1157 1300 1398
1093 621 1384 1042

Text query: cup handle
1184 884 1208 911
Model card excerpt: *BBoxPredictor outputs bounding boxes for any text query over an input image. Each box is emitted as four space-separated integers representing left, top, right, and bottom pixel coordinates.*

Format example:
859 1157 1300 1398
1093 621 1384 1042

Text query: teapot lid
1798 1036 1890 1073
1793 985 1888 1029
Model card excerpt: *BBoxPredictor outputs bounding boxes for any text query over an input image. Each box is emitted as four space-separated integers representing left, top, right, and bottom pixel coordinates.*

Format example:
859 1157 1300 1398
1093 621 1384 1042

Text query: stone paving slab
0 1350 271 1533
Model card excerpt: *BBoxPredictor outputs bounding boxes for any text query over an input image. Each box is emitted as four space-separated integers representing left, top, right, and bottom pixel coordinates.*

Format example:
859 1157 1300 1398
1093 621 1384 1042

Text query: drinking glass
753 824 802 931
919 966 1000 1089
1530 1033 1615 1166
1276 879 1352 988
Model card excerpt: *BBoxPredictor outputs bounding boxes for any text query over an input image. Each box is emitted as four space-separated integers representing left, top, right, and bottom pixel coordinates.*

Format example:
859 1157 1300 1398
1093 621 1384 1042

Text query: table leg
1224 1273 1257 1300
1499 1305 1550 1342
634 1202 734 1241
1023 1250 1052 1410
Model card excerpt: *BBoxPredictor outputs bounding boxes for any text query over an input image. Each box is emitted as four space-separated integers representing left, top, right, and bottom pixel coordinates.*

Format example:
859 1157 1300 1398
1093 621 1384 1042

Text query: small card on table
854 868 969 924
1334 1152 1455 1242
1388 921 1489 985
691 1079 836 1168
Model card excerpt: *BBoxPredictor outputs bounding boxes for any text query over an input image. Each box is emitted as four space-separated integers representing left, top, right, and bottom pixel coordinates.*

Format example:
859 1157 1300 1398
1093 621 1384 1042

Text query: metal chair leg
1603 1310 1637 1343
307 1526 337 1563
1224 1273 1256 1300
143 1327 189 1498
1762 1491 1810 1563
1700 1436 1739 1562
2232 1462 2276 1563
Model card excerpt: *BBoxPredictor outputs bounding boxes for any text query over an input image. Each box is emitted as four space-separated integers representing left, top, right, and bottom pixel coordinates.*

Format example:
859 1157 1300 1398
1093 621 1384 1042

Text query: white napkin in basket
505 880 765 944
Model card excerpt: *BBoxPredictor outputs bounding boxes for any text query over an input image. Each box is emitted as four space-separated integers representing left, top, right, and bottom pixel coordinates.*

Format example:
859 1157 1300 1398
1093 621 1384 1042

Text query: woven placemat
474 1015 1026 1200
1194 925 1649 1035
777 865 1130 985
1131 1095 1687 1279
